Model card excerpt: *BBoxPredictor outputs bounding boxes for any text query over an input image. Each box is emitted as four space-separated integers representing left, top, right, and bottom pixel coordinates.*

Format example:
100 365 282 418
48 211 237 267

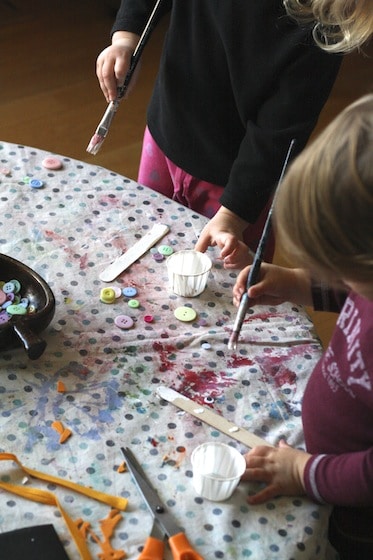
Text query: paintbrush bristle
86 133 105 155
227 332 238 350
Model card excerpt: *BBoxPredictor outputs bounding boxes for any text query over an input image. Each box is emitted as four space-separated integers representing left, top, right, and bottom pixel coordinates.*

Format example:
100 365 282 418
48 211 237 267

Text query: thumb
278 438 291 449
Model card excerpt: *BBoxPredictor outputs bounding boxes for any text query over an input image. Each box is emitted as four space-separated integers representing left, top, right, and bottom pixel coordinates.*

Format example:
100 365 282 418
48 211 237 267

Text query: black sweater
112 0 341 223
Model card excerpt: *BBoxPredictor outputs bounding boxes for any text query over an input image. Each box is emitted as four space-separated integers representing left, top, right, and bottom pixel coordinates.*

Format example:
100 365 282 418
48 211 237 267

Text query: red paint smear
227 355 254 368
255 345 311 389
153 341 177 372
175 368 236 404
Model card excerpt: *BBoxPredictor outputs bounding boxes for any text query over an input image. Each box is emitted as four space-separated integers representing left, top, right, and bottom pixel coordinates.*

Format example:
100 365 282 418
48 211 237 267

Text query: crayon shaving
51 420 72 443
57 380 66 393
161 446 187 469
117 461 127 473
75 508 126 560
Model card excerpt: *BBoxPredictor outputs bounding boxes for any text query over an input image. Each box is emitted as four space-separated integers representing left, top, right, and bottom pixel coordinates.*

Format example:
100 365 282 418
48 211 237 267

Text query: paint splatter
175 368 236 404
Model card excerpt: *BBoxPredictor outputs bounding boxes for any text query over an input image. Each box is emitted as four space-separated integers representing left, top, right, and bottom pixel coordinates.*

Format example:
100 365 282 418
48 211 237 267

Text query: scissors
121 447 204 560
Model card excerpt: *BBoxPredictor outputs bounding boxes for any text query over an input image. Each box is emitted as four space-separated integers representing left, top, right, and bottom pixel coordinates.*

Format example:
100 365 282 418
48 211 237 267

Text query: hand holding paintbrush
87 0 163 155
228 139 296 350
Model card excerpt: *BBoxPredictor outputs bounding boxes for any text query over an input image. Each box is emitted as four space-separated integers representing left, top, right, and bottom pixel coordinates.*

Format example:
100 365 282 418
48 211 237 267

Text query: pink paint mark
109 236 128 252
98 195 120 207
44 230 88 270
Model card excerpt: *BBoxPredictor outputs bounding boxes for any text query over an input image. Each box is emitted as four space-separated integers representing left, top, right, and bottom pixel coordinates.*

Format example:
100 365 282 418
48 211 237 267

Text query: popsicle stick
99 223 169 282
156 387 273 449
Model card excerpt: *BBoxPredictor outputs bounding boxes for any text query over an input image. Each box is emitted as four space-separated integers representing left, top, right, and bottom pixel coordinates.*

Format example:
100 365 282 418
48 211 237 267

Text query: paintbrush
87 0 163 155
227 139 296 350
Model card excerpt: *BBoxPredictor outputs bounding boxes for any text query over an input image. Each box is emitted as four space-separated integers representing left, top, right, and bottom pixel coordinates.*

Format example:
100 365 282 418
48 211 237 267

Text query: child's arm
233 263 312 308
304 449 373 506
242 444 373 507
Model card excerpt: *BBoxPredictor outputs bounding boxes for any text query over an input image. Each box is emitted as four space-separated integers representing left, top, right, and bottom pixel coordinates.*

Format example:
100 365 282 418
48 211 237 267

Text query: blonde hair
284 0 373 52
274 94 373 283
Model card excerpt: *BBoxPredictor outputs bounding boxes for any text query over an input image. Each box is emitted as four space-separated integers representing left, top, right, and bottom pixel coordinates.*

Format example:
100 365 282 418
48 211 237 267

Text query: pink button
114 315 134 329
42 156 63 170
144 315 154 323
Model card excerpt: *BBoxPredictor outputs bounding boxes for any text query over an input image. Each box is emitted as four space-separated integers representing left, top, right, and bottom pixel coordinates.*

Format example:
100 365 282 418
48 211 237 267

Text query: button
122 287 138 297
128 299 140 308
42 156 63 170
9 279 21 293
0 291 6 305
144 315 154 323
201 341 211 350
174 306 197 322
114 315 134 329
29 179 44 189
152 252 164 262
6 304 27 315
158 245 174 256
100 287 116 304
3 281 15 294
0 310 10 324
19 297 29 308
107 286 122 298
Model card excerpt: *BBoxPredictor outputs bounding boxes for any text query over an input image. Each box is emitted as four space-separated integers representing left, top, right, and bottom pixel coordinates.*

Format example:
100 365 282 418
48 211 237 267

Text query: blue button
29 179 44 189
122 287 138 297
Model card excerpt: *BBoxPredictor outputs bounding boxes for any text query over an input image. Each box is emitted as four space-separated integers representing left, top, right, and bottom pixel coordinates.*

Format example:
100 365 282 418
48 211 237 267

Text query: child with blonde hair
233 94 373 559
284 0 373 52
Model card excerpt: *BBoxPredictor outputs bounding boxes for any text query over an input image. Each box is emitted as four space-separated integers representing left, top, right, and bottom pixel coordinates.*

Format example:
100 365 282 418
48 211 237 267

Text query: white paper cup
191 442 246 501
166 250 212 297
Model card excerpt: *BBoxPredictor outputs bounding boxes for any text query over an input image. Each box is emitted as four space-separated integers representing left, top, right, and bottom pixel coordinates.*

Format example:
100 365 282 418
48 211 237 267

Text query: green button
6 304 27 315
128 299 140 308
174 306 197 322
158 244 174 256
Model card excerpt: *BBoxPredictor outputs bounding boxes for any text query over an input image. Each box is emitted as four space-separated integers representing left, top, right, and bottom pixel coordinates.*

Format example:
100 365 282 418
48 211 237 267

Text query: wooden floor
1 0 372 347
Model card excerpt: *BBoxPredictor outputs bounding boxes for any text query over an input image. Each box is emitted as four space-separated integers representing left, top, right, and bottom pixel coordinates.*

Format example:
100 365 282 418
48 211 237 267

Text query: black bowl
0 254 55 359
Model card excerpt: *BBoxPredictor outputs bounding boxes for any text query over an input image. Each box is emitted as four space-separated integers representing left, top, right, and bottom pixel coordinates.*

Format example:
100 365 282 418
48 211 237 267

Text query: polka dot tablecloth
0 143 335 559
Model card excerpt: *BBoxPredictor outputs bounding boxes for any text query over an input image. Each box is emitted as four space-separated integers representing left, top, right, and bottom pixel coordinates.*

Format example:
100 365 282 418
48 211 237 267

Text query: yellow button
174 306 197 322
100 287 116 304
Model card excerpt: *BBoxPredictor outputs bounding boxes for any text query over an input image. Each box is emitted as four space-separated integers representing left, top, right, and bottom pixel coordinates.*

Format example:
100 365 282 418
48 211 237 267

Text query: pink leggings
138 127 274 261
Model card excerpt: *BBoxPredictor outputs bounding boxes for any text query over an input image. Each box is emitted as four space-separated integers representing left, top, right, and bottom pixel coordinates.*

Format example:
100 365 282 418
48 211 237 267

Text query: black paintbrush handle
117 0 163 100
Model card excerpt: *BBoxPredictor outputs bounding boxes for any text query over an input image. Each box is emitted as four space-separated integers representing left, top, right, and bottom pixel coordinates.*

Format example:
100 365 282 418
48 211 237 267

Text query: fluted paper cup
191 442 246 501
166 250 212 297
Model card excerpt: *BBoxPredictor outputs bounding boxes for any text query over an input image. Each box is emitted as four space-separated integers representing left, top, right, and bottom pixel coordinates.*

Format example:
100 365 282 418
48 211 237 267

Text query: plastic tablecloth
0 142 333 559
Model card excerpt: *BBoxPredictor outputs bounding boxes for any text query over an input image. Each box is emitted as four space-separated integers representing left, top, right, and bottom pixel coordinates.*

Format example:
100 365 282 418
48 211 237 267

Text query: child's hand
195 207 252 270
233 264 312 307
242 440 312 504
96 32 140 102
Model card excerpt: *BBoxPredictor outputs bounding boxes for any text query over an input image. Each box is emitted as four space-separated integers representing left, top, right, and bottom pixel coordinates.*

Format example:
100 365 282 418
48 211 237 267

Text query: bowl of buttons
0 254 55 360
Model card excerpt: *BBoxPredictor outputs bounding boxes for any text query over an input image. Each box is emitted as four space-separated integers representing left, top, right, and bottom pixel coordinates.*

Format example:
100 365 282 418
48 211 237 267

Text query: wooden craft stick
156 386 273 449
